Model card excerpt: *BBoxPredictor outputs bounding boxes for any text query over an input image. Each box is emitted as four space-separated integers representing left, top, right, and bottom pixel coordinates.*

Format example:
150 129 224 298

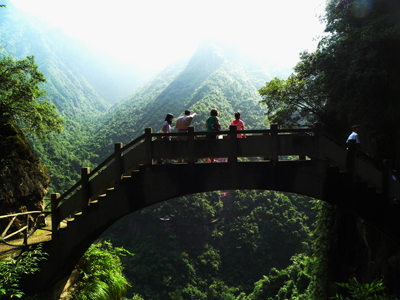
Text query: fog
12 0 327 74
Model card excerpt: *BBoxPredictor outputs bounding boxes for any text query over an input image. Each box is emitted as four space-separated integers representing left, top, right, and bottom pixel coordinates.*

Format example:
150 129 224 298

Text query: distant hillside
0 2 280 192
90 41 271 162
0 1 149 108
0 2 155 192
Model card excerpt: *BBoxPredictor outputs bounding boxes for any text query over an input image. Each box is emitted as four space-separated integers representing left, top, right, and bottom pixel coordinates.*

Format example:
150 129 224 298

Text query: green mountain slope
90 41 270 162
0 2 150 192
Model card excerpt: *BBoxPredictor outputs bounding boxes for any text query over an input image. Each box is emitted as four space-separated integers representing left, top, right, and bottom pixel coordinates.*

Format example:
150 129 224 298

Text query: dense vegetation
259 0 400 165
2 0 400 298
0 244 47 299
101 190 317 299
259 0 400 297
68 241 133 300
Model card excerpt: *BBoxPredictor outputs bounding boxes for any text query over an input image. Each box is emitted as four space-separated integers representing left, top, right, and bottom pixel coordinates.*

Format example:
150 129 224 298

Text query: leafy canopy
0 55 64 141
258 0 400 135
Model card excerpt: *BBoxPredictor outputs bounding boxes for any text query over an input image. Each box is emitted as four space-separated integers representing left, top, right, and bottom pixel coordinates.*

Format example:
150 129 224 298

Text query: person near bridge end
346 124 369 156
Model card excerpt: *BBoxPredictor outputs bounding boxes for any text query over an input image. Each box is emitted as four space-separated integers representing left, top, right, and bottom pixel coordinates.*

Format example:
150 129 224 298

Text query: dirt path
0 219 68 260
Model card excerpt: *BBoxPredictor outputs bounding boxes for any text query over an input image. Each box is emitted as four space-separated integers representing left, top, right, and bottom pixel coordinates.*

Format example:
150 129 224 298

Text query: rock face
0 116 49 235
327 207 400 297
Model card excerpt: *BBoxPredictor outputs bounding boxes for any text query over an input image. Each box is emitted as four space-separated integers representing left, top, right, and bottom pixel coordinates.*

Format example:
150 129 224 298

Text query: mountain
90 40 271 161
0 1 150 107
0 2 280 191
0 2 158 192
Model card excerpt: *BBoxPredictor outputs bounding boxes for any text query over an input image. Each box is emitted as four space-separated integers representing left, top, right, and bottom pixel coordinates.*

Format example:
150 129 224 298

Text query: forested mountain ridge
0 1 155 192
90 41 270 162
0 1 148 107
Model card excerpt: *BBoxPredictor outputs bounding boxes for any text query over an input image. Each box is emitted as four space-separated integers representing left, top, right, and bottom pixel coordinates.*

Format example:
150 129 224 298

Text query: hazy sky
12 0 328 73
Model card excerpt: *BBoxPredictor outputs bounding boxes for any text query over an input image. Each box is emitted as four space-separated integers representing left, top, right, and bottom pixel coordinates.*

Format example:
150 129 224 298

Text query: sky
12 0 328 74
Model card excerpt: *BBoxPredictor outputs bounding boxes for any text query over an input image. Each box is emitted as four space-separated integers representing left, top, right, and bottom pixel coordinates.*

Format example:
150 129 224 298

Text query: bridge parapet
49 123 400 238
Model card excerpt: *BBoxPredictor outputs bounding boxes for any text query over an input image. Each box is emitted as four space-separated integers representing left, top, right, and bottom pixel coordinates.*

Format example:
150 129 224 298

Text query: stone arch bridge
22 124 400 299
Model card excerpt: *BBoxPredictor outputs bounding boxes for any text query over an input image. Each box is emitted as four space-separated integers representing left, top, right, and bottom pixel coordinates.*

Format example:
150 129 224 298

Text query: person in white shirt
175 110 196 163
175 110 197 140
347 125 368 155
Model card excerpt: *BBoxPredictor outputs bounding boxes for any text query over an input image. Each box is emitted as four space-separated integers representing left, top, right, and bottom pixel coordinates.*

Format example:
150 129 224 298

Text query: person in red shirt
230 111 246 138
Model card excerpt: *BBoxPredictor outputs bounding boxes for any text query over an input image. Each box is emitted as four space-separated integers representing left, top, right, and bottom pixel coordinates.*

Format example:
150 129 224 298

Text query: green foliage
0 244 47 299
258 0 400 140
245 253 312 300
0 55 64 141
101 190 316 299
258 64 326 128
70 240 133 300
331 278 398 300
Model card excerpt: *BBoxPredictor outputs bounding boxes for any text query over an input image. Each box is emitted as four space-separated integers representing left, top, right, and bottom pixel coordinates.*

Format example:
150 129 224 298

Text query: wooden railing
46 122 399 237
0 210 50 247
49 124 319 236
2 123 399 247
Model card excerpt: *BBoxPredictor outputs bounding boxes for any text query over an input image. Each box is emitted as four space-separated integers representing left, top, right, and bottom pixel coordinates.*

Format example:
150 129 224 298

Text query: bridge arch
22 124 400 298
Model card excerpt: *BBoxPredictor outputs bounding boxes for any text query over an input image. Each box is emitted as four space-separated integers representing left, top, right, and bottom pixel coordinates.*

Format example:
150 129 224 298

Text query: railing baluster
114 143 123 184
382 159 392 194
188 127 195 164
23 213 29 245
229 125 238 163
81 167 90 214
346 140 356 181
145 128 153 166
51 193 60 238
313 122 323 160
271 124 278 164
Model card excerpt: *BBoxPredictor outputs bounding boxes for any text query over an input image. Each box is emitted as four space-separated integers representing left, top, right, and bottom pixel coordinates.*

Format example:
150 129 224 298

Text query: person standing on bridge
175 110 197 140
230 111 246 138
205 108 220 139
205 108 220 163
347 125 369 156
175 110 197 163
162 113 173 164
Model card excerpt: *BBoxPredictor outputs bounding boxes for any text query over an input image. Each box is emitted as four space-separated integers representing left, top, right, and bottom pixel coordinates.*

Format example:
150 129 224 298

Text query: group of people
161 108 246 139
161 108 246 163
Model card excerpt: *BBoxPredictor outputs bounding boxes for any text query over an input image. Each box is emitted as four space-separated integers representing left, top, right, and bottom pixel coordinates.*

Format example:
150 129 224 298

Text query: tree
258 51 328 128
0 55 64 141
258 0 400 152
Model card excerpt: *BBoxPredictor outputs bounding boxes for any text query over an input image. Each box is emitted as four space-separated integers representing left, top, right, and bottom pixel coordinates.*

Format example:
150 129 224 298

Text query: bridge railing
50 124 321 237
321 132 400 200
50 123 400 237
0 210 50 247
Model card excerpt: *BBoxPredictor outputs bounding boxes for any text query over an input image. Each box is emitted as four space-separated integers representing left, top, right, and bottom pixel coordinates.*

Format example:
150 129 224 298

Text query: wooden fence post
270 124 278 164
382 159 392 194
346 140 356 178
313 122 323 160
145 128 153 166
229 125 238 164
81 167 90 214
23 214 29 245
188 126 195 164
51 193 60 238
114 143 123 184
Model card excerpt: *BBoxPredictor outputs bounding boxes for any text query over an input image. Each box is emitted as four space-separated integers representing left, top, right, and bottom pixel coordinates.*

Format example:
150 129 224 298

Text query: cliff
0 116 49 234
